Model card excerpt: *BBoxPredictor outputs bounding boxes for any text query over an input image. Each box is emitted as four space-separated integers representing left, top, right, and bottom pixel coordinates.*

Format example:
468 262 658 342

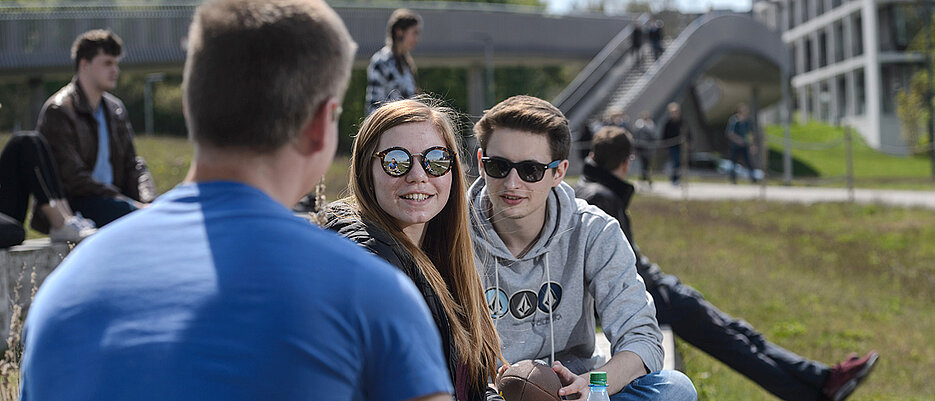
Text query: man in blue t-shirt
21 1 454 400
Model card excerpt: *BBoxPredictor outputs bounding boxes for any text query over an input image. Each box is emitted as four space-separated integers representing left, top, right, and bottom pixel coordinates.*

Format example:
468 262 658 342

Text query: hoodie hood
468 176 582 262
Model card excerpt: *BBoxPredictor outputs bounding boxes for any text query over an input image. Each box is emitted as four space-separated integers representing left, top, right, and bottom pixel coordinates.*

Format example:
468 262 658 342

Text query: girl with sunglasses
324 98 505 401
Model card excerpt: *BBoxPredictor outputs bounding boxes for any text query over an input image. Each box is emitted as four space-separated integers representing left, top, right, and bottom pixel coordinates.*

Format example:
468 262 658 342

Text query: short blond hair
183 0 356 152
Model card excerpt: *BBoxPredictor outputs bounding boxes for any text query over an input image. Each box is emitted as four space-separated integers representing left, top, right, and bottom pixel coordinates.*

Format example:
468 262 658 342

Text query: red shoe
821 351 879 401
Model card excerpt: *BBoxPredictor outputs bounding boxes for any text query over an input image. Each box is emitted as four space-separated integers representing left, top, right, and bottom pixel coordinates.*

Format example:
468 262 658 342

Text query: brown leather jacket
31 77 155 231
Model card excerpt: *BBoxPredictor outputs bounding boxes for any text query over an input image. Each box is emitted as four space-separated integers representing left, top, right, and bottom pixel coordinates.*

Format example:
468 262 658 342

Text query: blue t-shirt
91 105 113 185
21 181 452 401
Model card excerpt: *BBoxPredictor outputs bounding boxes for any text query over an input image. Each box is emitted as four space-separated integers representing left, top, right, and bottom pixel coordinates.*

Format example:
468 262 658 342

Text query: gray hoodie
469 178 663 375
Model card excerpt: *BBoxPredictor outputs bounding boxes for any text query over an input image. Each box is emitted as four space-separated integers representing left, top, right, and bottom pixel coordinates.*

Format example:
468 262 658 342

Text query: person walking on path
35 29 155 230
725 102 759 184
21 1 453 400
662 102 688 185
365 8 422 115
576 125 879 401
632 111 656 187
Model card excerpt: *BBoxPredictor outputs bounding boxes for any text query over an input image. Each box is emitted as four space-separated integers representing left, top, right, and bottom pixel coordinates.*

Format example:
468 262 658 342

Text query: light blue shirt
91 105 113 185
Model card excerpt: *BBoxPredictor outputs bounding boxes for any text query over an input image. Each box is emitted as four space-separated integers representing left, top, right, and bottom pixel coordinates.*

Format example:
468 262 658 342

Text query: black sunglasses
373 146 454 177
480 155 561 183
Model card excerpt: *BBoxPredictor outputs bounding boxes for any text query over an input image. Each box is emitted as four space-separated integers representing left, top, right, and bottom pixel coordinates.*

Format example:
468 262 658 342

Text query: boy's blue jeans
609 370 696 401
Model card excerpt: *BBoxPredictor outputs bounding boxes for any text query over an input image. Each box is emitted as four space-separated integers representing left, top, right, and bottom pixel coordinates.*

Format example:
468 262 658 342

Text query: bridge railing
1 2 629 75
553 13 647 123
0 4 195 72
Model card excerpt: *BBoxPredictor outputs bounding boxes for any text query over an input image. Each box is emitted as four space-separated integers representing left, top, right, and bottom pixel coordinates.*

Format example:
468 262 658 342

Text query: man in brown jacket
34 29 155 231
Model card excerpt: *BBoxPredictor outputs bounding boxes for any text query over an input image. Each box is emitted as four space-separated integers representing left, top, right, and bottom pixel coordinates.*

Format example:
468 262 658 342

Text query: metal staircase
555 13 788 174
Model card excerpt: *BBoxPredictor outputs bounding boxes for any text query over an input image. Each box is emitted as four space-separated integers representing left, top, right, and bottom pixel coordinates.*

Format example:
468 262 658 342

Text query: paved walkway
642 182 935 210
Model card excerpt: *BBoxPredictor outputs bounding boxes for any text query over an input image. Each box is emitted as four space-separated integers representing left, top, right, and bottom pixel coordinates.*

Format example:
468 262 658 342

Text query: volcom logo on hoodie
538 282 562 312
509 290 537 319
486 288 508 319
485 282 563 320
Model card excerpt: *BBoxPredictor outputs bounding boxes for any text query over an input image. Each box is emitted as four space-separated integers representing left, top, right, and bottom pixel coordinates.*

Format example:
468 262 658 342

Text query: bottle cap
589 371 607 386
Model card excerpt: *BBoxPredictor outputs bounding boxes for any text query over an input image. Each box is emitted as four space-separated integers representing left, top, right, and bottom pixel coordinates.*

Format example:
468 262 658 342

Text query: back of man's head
71 29 123 71
591 126 633 172
183 0 356 153
474 95 570 161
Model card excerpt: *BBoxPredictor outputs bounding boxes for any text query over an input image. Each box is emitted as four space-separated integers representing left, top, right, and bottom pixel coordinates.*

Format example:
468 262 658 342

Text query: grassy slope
631 196 935 400
764 121 934 188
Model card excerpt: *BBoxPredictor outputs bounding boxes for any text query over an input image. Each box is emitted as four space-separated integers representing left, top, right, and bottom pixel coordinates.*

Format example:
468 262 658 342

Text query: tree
895 9 934 151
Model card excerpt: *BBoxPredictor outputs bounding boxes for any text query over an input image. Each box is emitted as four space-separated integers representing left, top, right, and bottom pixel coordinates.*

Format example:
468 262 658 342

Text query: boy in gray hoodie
469 95 695 401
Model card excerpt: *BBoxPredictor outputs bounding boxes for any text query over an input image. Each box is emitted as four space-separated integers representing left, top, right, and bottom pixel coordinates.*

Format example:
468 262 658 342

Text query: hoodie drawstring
492 251 554 364
545 252 555 365
494 258 500 330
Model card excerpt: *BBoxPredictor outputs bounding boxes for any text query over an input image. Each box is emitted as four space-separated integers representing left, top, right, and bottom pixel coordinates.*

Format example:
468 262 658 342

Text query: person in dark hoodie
575 125 879 401
325 98 505 401
469 95 696 401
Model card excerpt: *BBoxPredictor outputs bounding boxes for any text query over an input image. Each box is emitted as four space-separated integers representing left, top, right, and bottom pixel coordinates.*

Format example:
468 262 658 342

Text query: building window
819 31 828 67
835 21 845 62
805 84 815 118
893 4 924 52
855 68 866 115
837 75 848 119
805 38 814 72
802 0 810 24
853 14 864 57
819 82 831 121
882 63 917 114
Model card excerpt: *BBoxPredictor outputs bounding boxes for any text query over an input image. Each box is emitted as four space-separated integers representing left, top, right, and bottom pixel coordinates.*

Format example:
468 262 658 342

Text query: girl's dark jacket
323 203 501 401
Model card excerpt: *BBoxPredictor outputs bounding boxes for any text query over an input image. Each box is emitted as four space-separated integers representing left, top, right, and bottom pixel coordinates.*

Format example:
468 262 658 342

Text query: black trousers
0 212 25 249
651 273 829 401
636 149 653 184
729 144 756 183
0 132 66 241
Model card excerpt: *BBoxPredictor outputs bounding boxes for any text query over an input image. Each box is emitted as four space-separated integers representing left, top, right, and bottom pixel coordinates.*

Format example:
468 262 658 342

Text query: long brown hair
347 97 503 384
385 8 420 77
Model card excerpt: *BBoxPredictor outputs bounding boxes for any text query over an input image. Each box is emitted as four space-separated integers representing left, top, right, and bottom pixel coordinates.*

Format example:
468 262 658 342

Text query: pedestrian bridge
0 2 630 75
555 12 789 173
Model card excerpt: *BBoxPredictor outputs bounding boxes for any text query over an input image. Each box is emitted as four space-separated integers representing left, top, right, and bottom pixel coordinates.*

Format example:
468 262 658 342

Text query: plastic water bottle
586 371 610 401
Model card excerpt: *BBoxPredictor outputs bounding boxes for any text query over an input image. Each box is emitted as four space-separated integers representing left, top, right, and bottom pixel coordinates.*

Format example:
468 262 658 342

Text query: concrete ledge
0 238 71 342
596 325 682 371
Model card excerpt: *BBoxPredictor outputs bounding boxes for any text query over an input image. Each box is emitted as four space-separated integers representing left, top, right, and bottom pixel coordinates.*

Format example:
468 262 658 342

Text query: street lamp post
143 73 166 136
926 1 935 180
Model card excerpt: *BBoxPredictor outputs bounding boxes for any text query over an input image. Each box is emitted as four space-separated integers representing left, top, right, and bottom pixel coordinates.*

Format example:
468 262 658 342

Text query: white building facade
755 0 926 153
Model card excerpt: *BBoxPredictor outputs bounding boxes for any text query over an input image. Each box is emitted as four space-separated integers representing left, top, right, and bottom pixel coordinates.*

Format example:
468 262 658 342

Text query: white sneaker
49 214 97 243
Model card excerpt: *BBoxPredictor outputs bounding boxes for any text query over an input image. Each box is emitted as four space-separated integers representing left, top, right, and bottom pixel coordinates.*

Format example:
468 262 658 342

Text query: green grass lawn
4 134 935 400
631 196 935 400
1 133 352 239
764 121 935 189
134 135 353 200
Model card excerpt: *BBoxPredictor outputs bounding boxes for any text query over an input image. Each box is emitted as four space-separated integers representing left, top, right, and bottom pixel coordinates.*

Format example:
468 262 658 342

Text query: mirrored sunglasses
373 146 454 177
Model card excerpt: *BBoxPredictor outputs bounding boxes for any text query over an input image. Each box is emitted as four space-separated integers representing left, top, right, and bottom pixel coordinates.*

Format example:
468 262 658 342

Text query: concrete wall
0 239 70 346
